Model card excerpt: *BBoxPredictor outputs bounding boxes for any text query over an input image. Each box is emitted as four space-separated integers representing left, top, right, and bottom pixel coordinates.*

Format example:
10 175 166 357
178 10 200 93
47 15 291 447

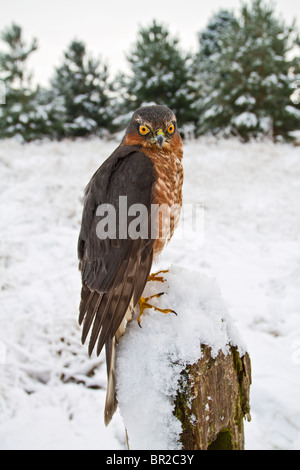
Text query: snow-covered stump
174 345 251 450
116 266 251 450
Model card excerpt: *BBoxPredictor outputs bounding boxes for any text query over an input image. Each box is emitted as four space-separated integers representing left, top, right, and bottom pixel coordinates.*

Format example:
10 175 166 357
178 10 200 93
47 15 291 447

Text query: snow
235 95 256 106
0 81 5 105
0 136 300 450
203 104 222 119
65 116 97 131
262 74 279 86
285 105 300 119
73 94 88 104
116 266 246 450
232 111 258 128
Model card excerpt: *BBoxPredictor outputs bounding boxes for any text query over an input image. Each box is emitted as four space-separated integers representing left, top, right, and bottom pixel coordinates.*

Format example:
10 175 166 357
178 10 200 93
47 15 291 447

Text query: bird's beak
155 129 166 148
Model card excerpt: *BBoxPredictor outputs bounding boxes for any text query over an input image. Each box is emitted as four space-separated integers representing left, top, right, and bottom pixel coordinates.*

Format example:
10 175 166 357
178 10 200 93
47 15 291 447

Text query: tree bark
174 345 251 450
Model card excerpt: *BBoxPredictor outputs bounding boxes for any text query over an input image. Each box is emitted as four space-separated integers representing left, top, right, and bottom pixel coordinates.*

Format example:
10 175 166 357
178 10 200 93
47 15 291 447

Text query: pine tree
238 0 300 140
120 20 199 133
0 23 41 141
196 0 300 141
194 10 238 136
31 86 65 140
51 40 112 137
197 9 238 60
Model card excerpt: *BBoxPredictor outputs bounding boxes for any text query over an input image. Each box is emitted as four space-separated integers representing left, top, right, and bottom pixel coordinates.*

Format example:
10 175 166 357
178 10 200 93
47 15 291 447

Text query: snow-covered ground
0 136 299 450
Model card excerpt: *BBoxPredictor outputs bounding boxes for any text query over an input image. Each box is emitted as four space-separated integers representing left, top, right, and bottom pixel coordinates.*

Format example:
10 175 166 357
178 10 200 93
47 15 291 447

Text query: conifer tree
51 40 112 137
120 20 199 133
196 0 300 141
0 23 41 141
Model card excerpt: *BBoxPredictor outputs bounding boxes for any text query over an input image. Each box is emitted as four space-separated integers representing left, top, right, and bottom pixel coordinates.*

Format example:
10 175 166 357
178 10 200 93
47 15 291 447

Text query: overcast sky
0 0 299 86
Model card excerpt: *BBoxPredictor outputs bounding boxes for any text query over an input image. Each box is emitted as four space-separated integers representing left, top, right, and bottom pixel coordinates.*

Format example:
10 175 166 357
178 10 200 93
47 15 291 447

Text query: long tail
104 337 117 426
104 305 133 426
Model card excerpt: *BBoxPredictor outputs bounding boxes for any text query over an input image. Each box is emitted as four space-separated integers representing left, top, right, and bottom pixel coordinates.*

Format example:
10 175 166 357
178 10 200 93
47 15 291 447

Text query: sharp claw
148 269 169 283
137 270 176 325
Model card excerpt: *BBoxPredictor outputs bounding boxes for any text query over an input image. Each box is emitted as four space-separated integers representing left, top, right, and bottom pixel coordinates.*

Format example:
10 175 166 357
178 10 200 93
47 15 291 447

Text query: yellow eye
139 125 149 135
167 124 175 134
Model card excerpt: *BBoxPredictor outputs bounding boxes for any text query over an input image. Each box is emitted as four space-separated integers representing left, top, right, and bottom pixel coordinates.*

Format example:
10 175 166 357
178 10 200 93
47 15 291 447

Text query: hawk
78 105 183 425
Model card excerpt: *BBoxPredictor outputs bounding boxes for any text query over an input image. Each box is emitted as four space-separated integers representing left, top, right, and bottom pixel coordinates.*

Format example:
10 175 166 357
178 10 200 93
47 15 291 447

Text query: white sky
0 0 299 86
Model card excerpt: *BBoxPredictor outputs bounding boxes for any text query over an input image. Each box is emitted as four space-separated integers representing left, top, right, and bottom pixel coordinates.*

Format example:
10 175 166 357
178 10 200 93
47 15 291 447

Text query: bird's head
122 105 182 154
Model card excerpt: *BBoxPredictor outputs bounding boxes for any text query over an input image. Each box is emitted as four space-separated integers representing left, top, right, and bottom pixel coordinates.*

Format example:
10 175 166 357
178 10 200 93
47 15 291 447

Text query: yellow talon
137 292 176 327
148 269 169 283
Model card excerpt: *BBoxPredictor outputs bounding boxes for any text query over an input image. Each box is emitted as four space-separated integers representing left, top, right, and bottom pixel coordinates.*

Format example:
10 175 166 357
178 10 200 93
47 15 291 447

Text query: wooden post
174 345 251 450
116 266 252 450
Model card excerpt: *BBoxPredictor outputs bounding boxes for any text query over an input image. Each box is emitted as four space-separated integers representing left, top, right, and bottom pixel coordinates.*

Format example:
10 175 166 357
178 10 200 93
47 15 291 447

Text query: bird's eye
167 124 175 134
139 125 150 135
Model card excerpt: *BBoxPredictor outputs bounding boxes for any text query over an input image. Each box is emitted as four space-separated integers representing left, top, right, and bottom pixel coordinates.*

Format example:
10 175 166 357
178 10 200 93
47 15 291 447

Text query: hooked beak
155 129 166 148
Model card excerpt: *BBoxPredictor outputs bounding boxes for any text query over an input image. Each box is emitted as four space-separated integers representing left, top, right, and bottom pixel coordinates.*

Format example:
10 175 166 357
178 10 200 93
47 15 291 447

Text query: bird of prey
78 105 183 425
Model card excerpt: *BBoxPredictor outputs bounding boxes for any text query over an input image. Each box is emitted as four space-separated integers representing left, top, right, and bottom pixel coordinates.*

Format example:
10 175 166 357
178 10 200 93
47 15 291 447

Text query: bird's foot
148 269 169 283
137 292 177 327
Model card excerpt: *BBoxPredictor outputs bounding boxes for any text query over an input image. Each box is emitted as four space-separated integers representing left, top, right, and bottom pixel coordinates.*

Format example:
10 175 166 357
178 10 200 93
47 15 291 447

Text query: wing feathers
78 147 157 425
79 240 153 359
78 284 93 325
79 290 96 326
88 291 113 356
81 292 103 345
133 246 153 306
88 256 130 355
96 258 137 356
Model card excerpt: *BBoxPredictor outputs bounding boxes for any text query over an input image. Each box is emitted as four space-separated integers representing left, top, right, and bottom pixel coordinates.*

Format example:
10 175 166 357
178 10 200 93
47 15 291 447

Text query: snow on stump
116 266 251 450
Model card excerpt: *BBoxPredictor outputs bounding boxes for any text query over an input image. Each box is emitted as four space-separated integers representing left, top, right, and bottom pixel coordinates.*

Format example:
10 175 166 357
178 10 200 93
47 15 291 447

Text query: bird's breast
143 146 183 257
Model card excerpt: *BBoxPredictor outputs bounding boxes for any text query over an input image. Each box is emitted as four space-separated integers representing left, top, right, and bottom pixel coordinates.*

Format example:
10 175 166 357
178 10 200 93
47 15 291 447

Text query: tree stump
174 345 252 450
116 266 252 450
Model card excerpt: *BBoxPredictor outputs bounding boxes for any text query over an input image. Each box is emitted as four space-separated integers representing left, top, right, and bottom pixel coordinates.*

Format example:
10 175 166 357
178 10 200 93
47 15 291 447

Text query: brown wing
78 146 156 357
